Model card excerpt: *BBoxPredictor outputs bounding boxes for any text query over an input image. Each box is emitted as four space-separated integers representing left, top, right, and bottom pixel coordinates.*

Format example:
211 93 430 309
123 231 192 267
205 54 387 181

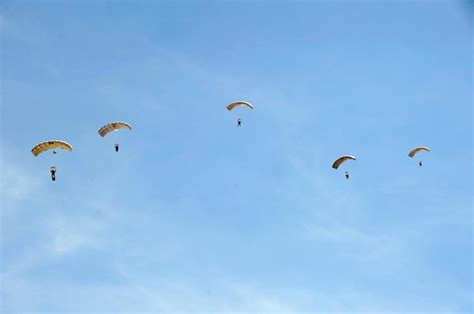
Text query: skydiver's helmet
50 166 56 172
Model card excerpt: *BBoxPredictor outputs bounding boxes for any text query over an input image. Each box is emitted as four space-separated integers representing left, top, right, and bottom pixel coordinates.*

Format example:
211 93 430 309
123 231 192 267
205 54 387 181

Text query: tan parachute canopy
31 140 73 156
408 147 430 158
226 101 254 111
98 122 132 137
332 155 356 169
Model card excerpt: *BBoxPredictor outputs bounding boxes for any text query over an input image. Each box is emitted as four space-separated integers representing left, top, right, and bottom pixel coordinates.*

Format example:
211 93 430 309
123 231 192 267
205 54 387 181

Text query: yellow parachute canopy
332 155 356 169
408 147 430 158
226 101 254 111
31 140 73 156
98 122 132 137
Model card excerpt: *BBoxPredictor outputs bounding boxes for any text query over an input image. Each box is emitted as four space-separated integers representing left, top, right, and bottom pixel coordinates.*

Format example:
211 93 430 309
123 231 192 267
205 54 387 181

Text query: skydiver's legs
115 144 119 152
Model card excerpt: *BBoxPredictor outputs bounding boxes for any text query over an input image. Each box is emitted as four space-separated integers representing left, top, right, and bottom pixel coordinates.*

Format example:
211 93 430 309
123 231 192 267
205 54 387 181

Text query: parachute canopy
98 122 132 137
32 140 73 156
408 147 430 158
332 155 356 169
226 101 254 111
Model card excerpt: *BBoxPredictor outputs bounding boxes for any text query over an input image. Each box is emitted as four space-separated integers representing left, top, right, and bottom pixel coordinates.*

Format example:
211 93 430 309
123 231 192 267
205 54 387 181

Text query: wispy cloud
0 165 42 203
1 165 41 201
285 152 408 264
302 220 404 262
48 215 107 256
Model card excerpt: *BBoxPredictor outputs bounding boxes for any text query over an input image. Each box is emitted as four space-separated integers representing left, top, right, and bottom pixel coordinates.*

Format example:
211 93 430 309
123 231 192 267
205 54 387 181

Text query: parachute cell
408 147 430 158
98 122 132 137
226 101 254 111
31 140 73 156
332 155 356 169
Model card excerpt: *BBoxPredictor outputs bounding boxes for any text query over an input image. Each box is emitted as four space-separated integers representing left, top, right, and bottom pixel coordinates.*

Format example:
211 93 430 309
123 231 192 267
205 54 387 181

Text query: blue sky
0 1 472 313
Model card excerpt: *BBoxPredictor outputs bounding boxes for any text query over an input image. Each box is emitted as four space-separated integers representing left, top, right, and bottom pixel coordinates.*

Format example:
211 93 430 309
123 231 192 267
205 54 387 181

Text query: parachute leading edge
332 155 356 169
408 147 430 158
98 122 132 137
32 140 73 156
226 101 254 111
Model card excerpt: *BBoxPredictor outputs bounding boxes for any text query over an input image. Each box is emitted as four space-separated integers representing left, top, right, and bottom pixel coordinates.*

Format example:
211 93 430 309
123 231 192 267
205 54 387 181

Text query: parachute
98 122 132 137
332 155 356 169
31 140 73 156
408 147 430 158
226 101 254 111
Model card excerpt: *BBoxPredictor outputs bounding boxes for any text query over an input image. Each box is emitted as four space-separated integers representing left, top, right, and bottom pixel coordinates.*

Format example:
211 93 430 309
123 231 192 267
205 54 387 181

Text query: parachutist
50 166 56 181
408 147 430 167
31 141 72 182
332 156 355 179
98 122 131 153
227 101 253 127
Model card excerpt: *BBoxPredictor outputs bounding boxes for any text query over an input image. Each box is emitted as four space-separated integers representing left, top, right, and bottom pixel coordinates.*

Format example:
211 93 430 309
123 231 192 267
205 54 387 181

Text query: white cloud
0 164 42 203
49 216 104 255
3 274 461 313
302 220 404 262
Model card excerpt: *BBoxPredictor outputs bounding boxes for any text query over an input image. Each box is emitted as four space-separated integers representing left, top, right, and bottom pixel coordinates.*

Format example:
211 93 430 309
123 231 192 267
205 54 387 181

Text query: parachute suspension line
31 140 72 182
408 147 429 167
332 156 355 180
98 122 131 153
227 101 253 127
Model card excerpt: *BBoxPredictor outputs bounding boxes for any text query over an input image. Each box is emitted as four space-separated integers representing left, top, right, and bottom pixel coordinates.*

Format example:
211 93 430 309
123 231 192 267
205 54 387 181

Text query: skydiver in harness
237 118 242 127
345 171 349 180
115 144 119 152
50 166 56 181
419 161 422 167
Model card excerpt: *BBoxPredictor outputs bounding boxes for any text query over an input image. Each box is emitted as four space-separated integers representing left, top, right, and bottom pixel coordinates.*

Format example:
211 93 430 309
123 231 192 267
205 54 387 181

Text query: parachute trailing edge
31 140 73 156
332 155 356 169
98 122 132 137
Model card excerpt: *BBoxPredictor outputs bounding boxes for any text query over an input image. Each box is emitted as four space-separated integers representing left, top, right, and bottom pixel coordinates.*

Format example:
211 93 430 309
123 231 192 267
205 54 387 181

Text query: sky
0 0 472 313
